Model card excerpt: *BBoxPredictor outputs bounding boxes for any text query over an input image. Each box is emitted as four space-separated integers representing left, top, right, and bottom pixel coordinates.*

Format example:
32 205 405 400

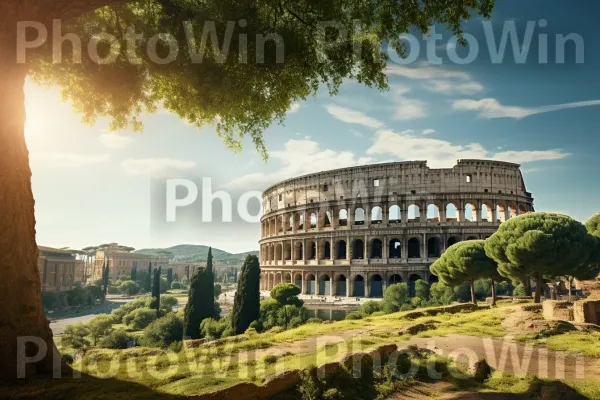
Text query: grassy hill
135 244 258 264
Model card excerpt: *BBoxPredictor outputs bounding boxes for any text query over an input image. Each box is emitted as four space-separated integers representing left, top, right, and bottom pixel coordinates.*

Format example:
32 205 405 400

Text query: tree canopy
485 212 597 303
430 240 498 304
232 254 261 334
270 283 302 307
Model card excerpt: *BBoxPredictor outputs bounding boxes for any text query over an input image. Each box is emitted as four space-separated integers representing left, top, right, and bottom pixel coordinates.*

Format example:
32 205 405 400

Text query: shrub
160 295 178 312
399 304 414 312
346 311 363 320
87 315 114 346
410 296 422 308
99 329 134 349
118 280 139 296
170 281 184 290
124 308 158 330
61 323 90 350
414 280 430 301
141 313 184 347
429 282 457 305
513 283 529 297
383 283 409 312
305 317 322 325
61 354 75 365
248 320 263 332
360 300 383 316
200 317 229 339
112 296 151 323
370 311 387 317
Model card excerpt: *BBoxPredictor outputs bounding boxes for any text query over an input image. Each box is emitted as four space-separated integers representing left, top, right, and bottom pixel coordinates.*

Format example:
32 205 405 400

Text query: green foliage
513 283 529 297
429 282 457 305
199 317 231 340
61 323 90 350
150 266 161 312
99 329 134 349
360 300 383 316
170 281 184 290
29 0 494 160
232 255 261 334
118 280 139 296
124 307 158 330
102 264 109 296
214 283 222 298
160 295 178 312
414 280 430 300
142 312 184 347
259 298 307 331
485 212 597 288
382 283 409 312
183 248 218 338
111 295 151 323
167 268 173 287
496 281 514 296
130 266 137 281
145 264 152 292
431 240 499 303
87 314 114 346
586 212 600 238
270 283 303 307
345 311 364 320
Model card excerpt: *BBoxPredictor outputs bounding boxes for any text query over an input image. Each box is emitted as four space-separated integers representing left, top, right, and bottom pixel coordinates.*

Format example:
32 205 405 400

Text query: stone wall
542 300 574 321
573 300 600 325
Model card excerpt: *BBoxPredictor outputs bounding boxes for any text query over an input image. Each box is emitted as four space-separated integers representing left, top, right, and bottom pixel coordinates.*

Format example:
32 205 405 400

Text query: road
49 298 130 336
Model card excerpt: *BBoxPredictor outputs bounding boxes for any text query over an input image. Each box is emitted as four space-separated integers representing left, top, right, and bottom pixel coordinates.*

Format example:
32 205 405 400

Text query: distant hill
135 244 258 265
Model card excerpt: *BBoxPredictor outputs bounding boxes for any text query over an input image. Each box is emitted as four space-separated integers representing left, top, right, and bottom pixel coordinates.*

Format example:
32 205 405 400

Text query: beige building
169 261 239 282
92 243 169 282
259 160 534 297
38 246 85 292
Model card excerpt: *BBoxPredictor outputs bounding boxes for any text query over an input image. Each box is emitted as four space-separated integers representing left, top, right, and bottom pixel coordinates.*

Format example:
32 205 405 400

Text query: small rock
472 358 492 383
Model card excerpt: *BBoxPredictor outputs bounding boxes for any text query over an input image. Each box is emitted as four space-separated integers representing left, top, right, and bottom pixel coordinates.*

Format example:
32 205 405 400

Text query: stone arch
283 272 292 283
335 274 347 297
294 272 303 288
389 274 402 284
352 239 365 259
306 240 317 260
371 206 383 224
407 204 420 222
275 243 282 261
408 273 422 297
294 242 304 261
447 236 460 248
287 215 293 231
389 238 401 258
518 204 527 215
324 210 332 227
318 273 331 296
336 240 347 260
274 272 282 286
427 203 440 222
370 238 383 258
305 273 316 295
355 207 365 225
338 209 348 226
427 236 441 258
446 202 460 222
310 212 317 228
283 241 292 260
481 202 493 222
408 237 420 258
464 202 477 222
370 274 384 298
321 240 332 260
496 203 506 223
298 213 305 229
389 205 401 223
508 203 518 219
466 235 478 240
353 274 365 297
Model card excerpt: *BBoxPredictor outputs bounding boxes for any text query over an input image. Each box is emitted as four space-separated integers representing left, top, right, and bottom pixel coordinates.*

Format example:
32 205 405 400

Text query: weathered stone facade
259 160 534 297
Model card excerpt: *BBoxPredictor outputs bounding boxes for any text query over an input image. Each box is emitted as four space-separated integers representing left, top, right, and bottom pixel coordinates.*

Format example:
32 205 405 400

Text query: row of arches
261 235 480 263
262 202 529 237
260 271 439 297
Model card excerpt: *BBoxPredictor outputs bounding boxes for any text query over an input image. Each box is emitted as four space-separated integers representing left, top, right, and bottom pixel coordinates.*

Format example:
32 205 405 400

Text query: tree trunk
534 272 542 303
525 278 532 296
469 280 477 305
0 16 58 379
567 278 573 302
491 278 496 306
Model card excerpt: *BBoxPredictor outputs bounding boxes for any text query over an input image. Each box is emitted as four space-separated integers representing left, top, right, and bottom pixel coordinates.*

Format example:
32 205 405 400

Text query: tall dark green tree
232 255 261 334
0 0 495 380
145 262 152 292
150 266 161 313
102 261 109 296
430 240 498 305
485 212 597 303
130 266 137 282
167 268 173 288
207 247 215 297
183 248 218 338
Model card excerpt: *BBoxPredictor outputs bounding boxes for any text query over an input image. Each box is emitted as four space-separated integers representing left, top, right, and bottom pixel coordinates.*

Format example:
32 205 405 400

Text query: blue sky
26 1 600 253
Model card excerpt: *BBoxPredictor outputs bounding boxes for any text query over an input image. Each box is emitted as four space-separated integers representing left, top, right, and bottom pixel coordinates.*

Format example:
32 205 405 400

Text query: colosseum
259 160 534 298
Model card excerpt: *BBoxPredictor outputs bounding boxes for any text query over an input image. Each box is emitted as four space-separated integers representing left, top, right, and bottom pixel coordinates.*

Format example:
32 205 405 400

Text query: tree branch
37 0 133 22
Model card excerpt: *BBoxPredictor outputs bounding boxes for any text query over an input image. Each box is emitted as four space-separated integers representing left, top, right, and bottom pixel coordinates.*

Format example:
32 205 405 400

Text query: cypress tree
183 250 218 339
232 255 261 334
130 266 137 281
145 262 152 292
102 260 109 296
207 248 215 300
167 268 173 288
150 266 161 312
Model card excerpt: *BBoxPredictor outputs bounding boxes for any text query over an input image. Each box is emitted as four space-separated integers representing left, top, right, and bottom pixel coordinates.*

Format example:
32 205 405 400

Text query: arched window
389 238 401 258
408 238 420 258
481 204 492 222
427 237 441 257
464 203 477 222
337 240 347 260
355 208 365 225
389 205 401 223
446 203 459 222
352 239 364 259
408 204 420 222
427 204 440 222
338 209 348 226
447 236 460 248
310 213 317 228
371 206 383 224
370 239 383 258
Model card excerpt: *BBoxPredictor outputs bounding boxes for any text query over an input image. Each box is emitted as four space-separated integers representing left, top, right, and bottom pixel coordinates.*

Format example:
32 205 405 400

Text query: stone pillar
458 202 465 222
315 241 320 262
364 234 369 260
401 202 408 223
346 278 352 297
315 276 320 295
382 202 389 225
346 237 351 261
440 206 447 222
383 235 388 259
348 207 355 226
505 206 510 222
330 273 335 296
290 239 295 264
330 207 337 229
364 203 371 227
365 275 370 298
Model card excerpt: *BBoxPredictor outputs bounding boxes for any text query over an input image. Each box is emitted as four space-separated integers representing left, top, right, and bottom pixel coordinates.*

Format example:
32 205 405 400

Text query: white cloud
288 103 301 113
393 97 427 120
98 132 135 149
386 63 471 80
367 129 568 168
422 129 435 135
325 104 384 128
31 152 111 167
224 139 372 190
121 158 196 176
453 98 600 119
350 129 363 137
425 80 485 95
